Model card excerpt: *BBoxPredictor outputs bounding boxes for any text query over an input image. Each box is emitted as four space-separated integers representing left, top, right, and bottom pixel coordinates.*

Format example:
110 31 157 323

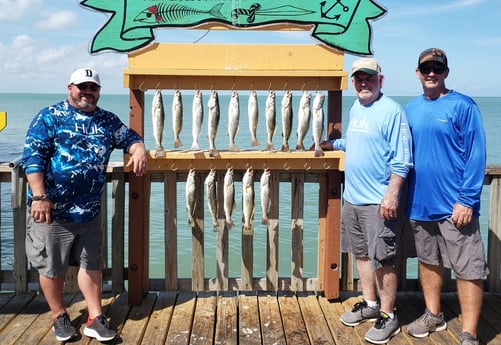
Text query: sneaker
52 312 77 342
340 299 380 326
365 312 401 344
83 314 117 342
407 309 447 338
460 332 479 345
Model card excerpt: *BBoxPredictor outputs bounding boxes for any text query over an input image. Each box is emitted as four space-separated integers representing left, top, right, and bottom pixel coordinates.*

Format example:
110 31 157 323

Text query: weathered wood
297 291 336 344
277 292 310 344
257 292 286 345
215 291 238 344
141 291 177 345
119 292 156 343
488 176 501 292
191 171 205 291
216 172 229 291
190 291 217 345
238 291 262 344
165 291 196 344
111 164 125 293
291 173 304 291
266 172 280 291
165 171 179 290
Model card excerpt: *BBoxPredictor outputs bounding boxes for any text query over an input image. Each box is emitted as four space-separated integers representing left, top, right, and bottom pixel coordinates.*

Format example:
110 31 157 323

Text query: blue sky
0 0 500 96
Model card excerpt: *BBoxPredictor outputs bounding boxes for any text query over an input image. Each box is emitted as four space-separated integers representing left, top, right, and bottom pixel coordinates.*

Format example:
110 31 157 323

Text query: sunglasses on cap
73 83 100 91
418 65 447 75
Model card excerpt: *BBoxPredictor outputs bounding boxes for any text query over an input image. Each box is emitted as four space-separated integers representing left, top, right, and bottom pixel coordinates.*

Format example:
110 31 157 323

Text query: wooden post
128 89 150 305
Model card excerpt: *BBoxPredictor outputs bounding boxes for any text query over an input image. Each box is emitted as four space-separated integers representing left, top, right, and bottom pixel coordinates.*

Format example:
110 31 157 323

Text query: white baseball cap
69 68 101 86
351 58 381 76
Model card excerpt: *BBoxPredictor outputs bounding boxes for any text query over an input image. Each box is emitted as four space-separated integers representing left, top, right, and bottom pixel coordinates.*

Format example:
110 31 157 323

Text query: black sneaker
52 312 77 342
83 314 117 342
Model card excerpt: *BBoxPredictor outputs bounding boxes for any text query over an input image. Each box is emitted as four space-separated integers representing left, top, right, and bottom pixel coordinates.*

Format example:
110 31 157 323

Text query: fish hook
139 81 146 92
170 161 178 171
301 82 307 92
188 160 193 170
210 161 216 171
283 81 288 91
268 81 272 91
323 160 332 170
249 82 255 91
263 160 270 170
154 82 161 91
226 161 232 170
245 162 253 170
304 160 311 171
283 160 290 171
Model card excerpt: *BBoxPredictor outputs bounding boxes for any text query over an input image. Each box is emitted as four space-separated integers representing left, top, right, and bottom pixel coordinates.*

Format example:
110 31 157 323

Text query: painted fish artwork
134 3 225 24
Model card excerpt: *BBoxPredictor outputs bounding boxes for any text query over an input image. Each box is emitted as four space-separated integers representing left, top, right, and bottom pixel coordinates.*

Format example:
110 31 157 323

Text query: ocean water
0 93 499 279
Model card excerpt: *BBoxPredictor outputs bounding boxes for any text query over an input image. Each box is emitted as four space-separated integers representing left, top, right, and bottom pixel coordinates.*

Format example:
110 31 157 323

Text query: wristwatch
32 194 49 201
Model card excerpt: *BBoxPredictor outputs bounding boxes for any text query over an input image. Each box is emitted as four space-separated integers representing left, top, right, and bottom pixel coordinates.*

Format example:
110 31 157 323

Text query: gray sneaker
460 332 479 345
340 299 380 326
83 314 117 342
52 312 77 342
365 312 400 344
407 309 447 338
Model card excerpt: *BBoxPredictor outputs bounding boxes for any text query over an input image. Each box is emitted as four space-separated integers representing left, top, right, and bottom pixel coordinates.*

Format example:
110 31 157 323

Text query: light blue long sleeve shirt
331 95 413 205
405 90 486 220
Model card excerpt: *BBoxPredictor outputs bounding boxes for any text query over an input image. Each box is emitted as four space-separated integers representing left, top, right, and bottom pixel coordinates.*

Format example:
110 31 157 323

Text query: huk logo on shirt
79 0 386 55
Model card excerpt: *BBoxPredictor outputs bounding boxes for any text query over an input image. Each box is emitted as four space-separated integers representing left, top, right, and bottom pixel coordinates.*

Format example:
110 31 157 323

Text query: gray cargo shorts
25 212 102 278
341 201 397 269
410 217 489 280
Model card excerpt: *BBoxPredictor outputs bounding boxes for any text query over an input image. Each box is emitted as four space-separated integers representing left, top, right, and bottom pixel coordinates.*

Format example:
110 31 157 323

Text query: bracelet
32 194 49 201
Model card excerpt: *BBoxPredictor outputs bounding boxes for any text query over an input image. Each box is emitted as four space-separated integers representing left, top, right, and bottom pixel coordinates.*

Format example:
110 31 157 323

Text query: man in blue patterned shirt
22 67 147 342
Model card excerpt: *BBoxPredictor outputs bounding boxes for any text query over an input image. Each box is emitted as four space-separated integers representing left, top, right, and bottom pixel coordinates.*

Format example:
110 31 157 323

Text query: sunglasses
74 83 100 91
419 65 447 75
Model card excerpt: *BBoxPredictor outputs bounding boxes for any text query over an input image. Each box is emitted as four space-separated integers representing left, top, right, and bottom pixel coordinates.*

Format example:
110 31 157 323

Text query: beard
71 94 99 111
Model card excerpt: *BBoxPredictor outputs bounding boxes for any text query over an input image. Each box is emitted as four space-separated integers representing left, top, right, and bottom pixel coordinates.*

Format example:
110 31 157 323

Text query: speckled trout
151 89 165 157
242 168 254 235
296 91 311 151
281 90 293 152
191 90 203 150
186 169 196 227
207 90 220 157
227 90 240 152
172 89 183 148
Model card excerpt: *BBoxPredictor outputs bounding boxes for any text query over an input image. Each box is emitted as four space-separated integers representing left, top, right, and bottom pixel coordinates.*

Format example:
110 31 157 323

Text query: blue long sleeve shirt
22 100 143 223
405 90 486 220
331 95 413 205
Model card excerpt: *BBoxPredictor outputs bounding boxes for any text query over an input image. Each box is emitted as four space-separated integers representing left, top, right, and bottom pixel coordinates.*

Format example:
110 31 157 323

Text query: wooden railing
1 161 500 295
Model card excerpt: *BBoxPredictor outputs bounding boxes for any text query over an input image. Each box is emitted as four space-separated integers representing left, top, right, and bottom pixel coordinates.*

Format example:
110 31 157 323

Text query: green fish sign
80 0 386 55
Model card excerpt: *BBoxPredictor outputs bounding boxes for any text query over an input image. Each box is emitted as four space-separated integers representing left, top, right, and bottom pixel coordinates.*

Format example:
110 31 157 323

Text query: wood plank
190 292 217 345
257 292 286 345
319 295 363 344
290 173 304 291
216 172 229 290
0 293 35 332
266 171 280 290
297 292 335 344
119 292 156 344
191 171 205 291
480 293 501 344
214 291 238 344
165 291 196 345
165 171 179 290
277 292 310 344
141 291 177 345
238 292 261 345
111 166 125 293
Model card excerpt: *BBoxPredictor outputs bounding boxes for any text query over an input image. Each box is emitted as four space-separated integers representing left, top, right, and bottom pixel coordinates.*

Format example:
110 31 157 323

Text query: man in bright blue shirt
405 48 488 345
22 68 148 342
318 57 413 344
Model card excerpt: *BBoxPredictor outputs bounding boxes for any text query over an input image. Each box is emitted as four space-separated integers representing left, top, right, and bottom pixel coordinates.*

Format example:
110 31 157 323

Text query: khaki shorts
341 201 397 269
410 218 489 280
25 212 102 278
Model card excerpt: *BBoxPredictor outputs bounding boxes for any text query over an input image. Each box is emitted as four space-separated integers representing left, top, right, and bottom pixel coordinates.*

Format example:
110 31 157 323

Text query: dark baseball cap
418 48 448 67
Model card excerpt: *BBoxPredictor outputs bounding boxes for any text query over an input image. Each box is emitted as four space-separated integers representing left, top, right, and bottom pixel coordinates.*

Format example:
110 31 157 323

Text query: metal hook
268 81 272 91
304 160 311 171
170 161 178 171
283 81 288 91
210 161 216 170
139 81 146 92
263 160 270 170
188 160 193 170
249 82 255 91
301 82 307 92
245 162 253 170
226 161 232 170
154 82 161 90
284 160 290 171
323 161 331 170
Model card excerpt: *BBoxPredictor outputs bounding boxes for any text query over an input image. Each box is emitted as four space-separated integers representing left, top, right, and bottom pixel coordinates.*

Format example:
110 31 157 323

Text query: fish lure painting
79 0 386 55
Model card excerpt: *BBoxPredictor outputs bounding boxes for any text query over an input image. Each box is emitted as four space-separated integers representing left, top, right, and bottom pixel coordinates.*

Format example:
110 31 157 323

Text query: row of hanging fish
151 89 326 158
185 168 272 234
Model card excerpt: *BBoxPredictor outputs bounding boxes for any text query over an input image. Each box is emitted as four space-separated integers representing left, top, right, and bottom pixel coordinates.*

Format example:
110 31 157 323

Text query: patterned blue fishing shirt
22 100 143 223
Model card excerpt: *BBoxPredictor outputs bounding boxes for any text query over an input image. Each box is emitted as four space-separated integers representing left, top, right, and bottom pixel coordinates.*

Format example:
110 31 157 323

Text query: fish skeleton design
135 3 225 24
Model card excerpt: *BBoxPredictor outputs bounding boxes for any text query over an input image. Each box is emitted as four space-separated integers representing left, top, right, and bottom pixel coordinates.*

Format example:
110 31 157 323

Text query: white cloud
35 10 78 31
0 0 42 21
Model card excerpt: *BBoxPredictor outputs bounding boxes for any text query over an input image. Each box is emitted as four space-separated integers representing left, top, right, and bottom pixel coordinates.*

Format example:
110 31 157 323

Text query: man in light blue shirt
318 57 413 344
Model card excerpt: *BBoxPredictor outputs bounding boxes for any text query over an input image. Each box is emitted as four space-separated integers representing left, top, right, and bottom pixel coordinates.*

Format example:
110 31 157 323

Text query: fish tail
209 3 225 19
265 143 275 151
190 142 200 151
188 217 195 227
155 148 165 158
281 143 290 152
174 139 183 148
251 138 260 146
209 148 219 157
229 143 239 152
261 216 269 225
314 147 325 157
243 224 253 235
296 143 305 151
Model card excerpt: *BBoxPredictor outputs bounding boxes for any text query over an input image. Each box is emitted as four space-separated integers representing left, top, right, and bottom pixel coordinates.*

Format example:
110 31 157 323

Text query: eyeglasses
74 83 100 91
419 65 446 75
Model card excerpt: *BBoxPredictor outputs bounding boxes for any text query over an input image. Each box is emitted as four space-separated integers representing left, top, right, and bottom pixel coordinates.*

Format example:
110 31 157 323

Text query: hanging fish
281 90 293 152
223 168 235 229
248 90 259 146
260 169 271 225
265 90 276 151
207 90 220 157
296 91 311 151
186 169 196 227
172 89 183 148
205 169 219 231
191 90 204 150
242 168 254 235
312 92 325 157
151 89 165 157
227 90 240 152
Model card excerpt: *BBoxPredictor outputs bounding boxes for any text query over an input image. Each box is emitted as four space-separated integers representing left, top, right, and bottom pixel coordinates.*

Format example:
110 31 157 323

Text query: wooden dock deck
1 291 500 345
